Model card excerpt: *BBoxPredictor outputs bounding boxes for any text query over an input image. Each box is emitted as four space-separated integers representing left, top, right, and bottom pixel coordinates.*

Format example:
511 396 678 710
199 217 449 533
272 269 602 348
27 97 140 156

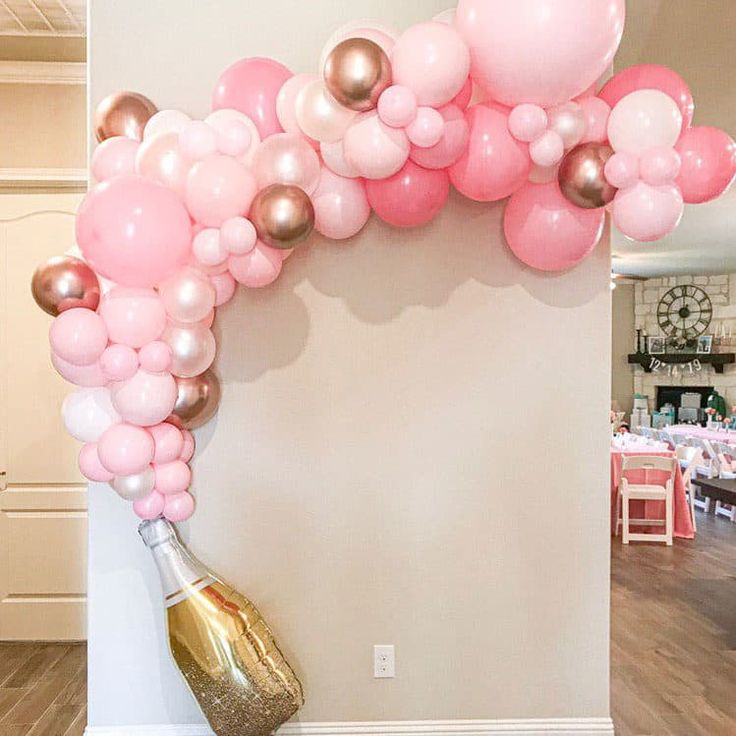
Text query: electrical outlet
374 645 395 678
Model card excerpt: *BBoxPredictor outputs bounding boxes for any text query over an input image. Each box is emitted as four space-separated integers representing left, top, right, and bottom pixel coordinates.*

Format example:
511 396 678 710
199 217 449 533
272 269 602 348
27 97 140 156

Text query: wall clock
656 285 713 340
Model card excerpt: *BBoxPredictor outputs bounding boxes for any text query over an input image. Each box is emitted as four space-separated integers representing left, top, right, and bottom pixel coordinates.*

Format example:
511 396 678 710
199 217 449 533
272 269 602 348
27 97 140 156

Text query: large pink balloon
504 180 606 271
111 369 178 427
366 160 449 228
76 175 191 288
599 64 694 134
449 104 531 202
49 308 108 366
99 287 167 348
612 182 684 242
675 126 736 204
456 0 625 108
410 104 469 170
97 423 154 476
312 168 371 240
212 57 293 139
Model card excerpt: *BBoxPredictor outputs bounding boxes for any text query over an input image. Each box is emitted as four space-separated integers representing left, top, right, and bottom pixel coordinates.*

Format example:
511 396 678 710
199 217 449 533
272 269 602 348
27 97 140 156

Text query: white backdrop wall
88 0 612 731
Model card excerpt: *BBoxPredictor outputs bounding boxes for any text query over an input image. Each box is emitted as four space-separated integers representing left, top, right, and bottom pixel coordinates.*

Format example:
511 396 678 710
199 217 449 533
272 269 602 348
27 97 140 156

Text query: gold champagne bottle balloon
139 519 304 736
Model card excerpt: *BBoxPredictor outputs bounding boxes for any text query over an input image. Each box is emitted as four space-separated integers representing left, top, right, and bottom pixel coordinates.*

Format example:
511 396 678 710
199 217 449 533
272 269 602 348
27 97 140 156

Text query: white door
0 191 88 641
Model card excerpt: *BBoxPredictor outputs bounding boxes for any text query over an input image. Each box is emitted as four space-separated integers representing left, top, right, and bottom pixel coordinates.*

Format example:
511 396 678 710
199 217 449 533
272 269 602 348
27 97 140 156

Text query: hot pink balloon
97 423 154 476
675 126 736 204
228 243 283 287
449 104 531 202
343 113 410 180
599 64 694 134
100 344 139 381
410 104 468 170
79 443 114 482
99 287 167 348
604 152 640 190
640 147 682 187
313 168 371 240
111 369 178 427
49 308 108 366
579 97 611 144
133 491 166 520
612 182 684 242
135 132 194 197
76 175 191 288
366 160 449 228
163 491 195 522
504 180 606 271
149 422 185 464
456 0 625 108
92 137 139 181
139 341 173 373
212 57 293 139
210 272 237 306
51 351 107 387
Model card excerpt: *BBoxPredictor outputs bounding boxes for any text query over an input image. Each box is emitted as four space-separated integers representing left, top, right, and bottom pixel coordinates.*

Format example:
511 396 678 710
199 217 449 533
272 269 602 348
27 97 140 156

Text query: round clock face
657 285 713 338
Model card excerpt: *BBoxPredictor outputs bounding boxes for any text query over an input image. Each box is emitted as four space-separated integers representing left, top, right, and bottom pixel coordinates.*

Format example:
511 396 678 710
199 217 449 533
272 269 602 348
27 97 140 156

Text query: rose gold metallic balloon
249 184 315 249
95 91 158 142
31 256 101 316
323 38 392 112
558 143 617 209
171 369 221 429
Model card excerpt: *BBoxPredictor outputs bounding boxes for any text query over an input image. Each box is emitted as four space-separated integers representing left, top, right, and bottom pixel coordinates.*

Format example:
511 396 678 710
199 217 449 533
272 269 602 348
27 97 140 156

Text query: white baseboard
85 718 614 735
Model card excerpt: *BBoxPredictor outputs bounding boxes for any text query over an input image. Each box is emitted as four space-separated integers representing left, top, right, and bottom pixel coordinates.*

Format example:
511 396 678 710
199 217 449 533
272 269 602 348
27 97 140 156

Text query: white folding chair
640 427 656 441
688 436 718 512
675 446 703 531
710 441 736 522
616 455 677 546
657 429 675 450
670 432 689 448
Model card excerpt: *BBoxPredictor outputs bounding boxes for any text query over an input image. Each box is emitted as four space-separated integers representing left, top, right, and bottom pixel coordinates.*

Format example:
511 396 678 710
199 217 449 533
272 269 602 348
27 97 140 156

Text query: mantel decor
629 352 736 374
29 2 736 734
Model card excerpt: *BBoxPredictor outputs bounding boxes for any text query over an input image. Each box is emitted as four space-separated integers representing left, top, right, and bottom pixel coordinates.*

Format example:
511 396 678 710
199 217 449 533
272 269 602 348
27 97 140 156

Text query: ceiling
0 0 84 36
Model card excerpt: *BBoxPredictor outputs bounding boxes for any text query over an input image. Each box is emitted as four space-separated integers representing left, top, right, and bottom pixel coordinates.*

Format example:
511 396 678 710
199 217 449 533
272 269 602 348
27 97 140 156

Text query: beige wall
612 284 635 415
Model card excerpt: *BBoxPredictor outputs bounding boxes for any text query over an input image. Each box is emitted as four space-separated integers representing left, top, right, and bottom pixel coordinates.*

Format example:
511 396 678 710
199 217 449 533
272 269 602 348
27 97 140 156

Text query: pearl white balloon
163 323 217 379
62 388 121 443
144 110 191 140
608 90 683 156
112 466 156 501
295 80 356 143
548 102 587 150
159 267 216 324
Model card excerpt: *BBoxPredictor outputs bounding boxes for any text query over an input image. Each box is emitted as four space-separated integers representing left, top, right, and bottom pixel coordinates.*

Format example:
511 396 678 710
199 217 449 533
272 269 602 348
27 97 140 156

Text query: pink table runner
610 449 694 540
668 424 736 445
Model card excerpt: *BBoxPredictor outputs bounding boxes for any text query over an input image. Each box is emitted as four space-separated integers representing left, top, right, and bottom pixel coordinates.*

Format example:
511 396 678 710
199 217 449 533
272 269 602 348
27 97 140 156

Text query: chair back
620 454 677 491
676 446 703 486
711 441 736 473
640 427 655 440
658 430 675 449
671 432 689 447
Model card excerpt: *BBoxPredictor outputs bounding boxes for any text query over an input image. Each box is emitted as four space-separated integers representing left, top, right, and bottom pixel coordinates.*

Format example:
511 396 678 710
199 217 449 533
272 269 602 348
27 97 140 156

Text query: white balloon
62 388 120 443
144 110 192 140
112 466 156 501
608 90 683 156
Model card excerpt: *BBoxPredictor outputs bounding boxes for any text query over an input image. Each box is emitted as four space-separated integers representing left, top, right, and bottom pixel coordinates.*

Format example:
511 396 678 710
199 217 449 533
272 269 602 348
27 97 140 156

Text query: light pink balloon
612 182 684 242
295 79 356 143
51 351 107 387
111 369 178 427
79 443 114 482
406 107 445 148
277 74 318 134
504 180 606 271
210 272 237 306
604 152 640 190
410 104 468 170
180 430 195 462
138 341 173 373
133 490 166 520
456 0 626 108
449 104 531 202
529 130 565 168
179 121 218 161
97 423 154 476
321 140 360 178
99 287 167 348
192 228 228 267
391 21 470 107
220 217 257 254
76 175 192 288
163 491 195 522
159 267 216 324
49 308 108 367
252 132 321 194
186 154 258 227
154 460 192 496
100 344 139 381
451 77 473 110
228 243 283 287
92 137 139 181
144 110 191 140
149 422 184 464
640 147 682 186
508 104 548 143
215 118 253 158
579 97 611 144
313 168 371 240
378 86 418 128
608 90 682 156
135 132 194 197
205 109 261 164
675 126 736 204
343 113 410 180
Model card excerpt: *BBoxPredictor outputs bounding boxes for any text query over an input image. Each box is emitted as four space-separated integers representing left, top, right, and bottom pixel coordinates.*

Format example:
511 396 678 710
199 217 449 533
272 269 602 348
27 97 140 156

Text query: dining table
667 424 736 445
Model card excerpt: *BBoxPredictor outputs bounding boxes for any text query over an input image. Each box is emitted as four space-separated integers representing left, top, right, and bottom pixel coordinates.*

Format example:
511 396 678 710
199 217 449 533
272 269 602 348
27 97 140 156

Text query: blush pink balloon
51 352 107 387
212 57 293 139
92 137 139 181
149 422 184 464
179 121 218 161
135 132 194 197
640 147 682 187
504 180 606 271
675 126 736 204
163 491 195 522
97 423 154 476
313 168 371 240
100 344 139 381
612 182 684 242
366 160 449 228
76 175 192 288
579 97 611 144
252 132 321 194
133 490 166 520
205 110 262 164
215 117 253 158
111 369 178 427
79 442 114 482
210 272 237 306
508 104 548 143
159 267 216 324
277 74 318 134
220 217 257 254
410 104 468 170
138 341 173 373
451 77 473 110
321 140 360 178
604 152 640 190
144 110 191 140
49 308 108 366
456 0 625 108
343 113 410 180
179 430 195 462
378 86 418 128
192 228 228 267
449 104 531 202
228 243 283 287
406 107 445 148
154 460 192 495
99 287 167 348
529 130 565 168
186 154 258 227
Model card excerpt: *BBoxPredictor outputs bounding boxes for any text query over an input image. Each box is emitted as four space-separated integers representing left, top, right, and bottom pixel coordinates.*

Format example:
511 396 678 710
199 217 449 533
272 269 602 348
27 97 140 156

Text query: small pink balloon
159 267 216 324
451 77 473 110
215 118 253 157
210 272 237 306
410 104 468 170
139 341 173 372
604 152 640 190
612 181 684 242
135 131 194 197
179 121 218 160
228 243 283 287
220 217 257 254
508 104 548 143
640 147 682 186
49 308 108 367
205 109 262 163
92 137 139 181
313 168 371 240
163 491 195 522
320 140 360 178
675 126 736 204
97 423 154 476
377 85 418 128
579 97 611 144
149 422 184 464
406 107 445 148
154 459 192 495
277 74 318 134
79 442 114 482
186 154 258 227
192 228 228 267
111 369 178 427
51 351 107 387
343 113 410 180
99 287 167 348
100 344 139 381
252 132 321 194
179 430 195 462
529 130 565 168
133 490 166 520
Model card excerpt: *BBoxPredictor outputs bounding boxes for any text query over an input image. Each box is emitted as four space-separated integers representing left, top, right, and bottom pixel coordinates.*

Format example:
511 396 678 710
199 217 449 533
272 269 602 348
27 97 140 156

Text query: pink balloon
406 107 445 148
343 113 410 180
99 287 167 348
277 73 318 134
321 139 360 178
138 341 173 373
163 491 195 522
154 460 192 496
76 175 192 288
179 121 218 161
111 369 178 427
92 137 139 181
228 242 283 287
675 126 736 204
100 344 139 381
212 57 293 139
508 104 548 143
579 97 611 144
529 130 565 168
451 77 473 110
49 308 108 366
210 272 237 306
252 132 321 194
456 0 625 108
192 228 228 267
215 117 253 158
449 104 531 202
97 423 154 476
51 351 107 387
79 443 114 482
366 160 449 228
149 422 184 465
504 180 606 271
410 104 468 170
133 490 166 521
378 86 418 128
159 267 216 324
599 64 694 134
612 182 684 242
186 154 258 227
135 132 194 197
220 217 257 255
179 430 195 462
313 168 371 240
640 147 682 187
604 152 640 190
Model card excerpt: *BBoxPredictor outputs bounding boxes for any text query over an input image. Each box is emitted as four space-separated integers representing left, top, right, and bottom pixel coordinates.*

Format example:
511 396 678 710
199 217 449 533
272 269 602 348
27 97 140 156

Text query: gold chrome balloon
95 91 158 142
171 369 221 429
250 184 315 249
323 37 392 112
31 256 101 316
558 143 617 209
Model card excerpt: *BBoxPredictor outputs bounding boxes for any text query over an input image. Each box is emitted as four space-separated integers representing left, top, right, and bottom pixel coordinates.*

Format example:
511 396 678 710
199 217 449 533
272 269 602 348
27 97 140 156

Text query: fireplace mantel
628 353 736 374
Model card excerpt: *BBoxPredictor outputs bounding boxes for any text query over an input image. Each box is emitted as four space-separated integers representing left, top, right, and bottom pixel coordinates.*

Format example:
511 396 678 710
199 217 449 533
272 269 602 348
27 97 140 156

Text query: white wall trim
0 168 87 190
85 718 615 736
0 61 86 85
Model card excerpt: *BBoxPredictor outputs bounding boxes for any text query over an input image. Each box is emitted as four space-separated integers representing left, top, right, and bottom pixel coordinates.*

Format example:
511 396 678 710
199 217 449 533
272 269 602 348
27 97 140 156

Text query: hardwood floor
612 512 736 736
0 643 86 736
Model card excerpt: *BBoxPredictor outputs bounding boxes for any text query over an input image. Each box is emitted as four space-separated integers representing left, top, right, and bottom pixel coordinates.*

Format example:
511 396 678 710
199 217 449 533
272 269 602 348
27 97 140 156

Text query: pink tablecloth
668 424 736 445
610 449 695 540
